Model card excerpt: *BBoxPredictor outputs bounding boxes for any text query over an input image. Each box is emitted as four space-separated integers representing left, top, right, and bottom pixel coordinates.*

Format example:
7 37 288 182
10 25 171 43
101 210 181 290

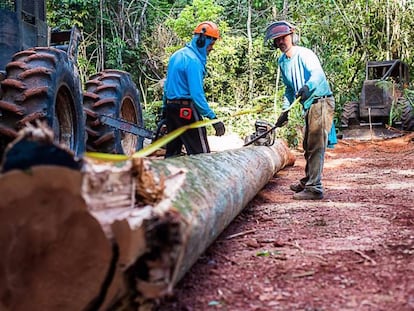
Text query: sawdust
157 134 414 311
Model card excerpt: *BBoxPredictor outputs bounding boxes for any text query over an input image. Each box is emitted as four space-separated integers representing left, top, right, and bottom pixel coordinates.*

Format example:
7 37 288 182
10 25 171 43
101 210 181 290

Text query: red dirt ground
157 134 414 311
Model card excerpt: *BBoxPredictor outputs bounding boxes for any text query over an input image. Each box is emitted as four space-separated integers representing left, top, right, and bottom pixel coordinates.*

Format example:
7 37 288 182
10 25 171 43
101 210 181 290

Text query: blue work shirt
279 46 332 110
164 36 216 119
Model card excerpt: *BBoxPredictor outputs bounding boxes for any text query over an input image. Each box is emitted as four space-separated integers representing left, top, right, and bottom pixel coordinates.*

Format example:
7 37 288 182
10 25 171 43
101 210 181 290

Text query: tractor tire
399 99 414 131
340 101 360 128
0 47 86 157
84 70 144 155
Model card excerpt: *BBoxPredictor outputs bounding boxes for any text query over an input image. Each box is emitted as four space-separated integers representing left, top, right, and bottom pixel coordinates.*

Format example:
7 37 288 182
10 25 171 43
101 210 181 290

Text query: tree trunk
0 140 295 309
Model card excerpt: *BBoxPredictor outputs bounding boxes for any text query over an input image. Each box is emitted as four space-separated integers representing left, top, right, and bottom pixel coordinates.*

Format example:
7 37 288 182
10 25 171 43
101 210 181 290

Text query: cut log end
0 167 113 311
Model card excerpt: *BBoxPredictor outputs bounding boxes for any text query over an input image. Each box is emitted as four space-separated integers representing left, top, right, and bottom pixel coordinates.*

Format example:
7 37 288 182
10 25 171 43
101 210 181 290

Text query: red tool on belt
179 108 192 120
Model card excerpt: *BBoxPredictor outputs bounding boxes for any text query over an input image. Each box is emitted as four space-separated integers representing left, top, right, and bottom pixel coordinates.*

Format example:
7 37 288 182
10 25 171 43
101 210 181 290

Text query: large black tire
83 70 144 155
399 99 414 131
0 47 86 157
340 101 360 128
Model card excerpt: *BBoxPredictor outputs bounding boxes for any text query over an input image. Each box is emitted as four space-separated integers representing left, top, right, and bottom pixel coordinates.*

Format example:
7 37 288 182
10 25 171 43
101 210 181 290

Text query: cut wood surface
0 167 112 311
0 139 294 310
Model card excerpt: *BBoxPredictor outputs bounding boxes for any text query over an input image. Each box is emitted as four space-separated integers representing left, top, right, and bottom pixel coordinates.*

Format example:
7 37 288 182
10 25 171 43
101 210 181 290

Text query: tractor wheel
399 99 414 131
84 70 144 155
0 47 86 157
340 101 360 128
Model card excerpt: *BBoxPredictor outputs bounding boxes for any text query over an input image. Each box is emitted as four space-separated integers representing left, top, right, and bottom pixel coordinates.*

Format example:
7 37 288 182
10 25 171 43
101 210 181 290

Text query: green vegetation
47 0 414 146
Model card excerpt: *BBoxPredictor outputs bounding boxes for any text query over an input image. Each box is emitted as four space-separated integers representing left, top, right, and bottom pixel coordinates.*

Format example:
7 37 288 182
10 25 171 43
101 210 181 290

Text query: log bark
0 139 295 310
145 142 295 286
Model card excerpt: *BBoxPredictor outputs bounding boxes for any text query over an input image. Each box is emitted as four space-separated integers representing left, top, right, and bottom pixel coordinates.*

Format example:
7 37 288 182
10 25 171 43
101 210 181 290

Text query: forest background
47 0 414 146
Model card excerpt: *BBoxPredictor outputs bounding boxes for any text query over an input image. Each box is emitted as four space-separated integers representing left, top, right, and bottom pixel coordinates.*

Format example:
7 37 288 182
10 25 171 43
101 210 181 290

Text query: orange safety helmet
193 21 220 40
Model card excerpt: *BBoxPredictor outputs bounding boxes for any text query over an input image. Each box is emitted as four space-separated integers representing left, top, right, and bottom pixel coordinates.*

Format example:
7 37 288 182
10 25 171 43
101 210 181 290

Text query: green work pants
300 97 335 194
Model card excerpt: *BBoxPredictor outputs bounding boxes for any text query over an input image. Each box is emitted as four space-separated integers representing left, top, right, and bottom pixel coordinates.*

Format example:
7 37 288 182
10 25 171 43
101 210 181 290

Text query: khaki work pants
300 97 335 194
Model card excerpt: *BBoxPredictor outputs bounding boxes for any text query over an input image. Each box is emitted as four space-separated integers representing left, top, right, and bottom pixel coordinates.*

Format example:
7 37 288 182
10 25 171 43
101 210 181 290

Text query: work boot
293 189 323 200
290 182 305 193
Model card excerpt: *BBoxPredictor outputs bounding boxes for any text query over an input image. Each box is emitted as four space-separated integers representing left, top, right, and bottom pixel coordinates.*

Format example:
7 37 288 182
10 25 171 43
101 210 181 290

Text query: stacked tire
340 101 360 128
0 47 85 157
83 70 144 155
399 99 414 131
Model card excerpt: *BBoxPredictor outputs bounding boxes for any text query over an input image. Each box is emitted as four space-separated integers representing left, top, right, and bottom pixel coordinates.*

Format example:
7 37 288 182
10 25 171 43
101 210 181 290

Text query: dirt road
158 134 414 311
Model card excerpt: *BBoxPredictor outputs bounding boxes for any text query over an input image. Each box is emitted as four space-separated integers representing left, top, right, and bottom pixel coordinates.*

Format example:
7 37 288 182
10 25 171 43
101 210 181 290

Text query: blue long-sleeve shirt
279 46 337 148
279 46 332 110
164 36 216 119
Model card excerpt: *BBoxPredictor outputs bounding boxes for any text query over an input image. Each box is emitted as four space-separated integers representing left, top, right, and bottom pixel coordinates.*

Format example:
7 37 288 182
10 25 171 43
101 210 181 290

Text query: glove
213 120 226 136
297 85 310 104
275 111 289 128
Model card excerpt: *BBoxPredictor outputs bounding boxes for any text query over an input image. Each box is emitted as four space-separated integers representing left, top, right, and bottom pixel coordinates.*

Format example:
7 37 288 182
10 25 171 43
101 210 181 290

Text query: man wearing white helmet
265 20 335 200
163 21 225 158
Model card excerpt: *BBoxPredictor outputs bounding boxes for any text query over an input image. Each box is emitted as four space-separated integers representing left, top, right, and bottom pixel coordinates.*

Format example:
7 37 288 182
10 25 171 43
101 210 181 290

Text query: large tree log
147 142 295 286
83 141 295 307
0 135 294 310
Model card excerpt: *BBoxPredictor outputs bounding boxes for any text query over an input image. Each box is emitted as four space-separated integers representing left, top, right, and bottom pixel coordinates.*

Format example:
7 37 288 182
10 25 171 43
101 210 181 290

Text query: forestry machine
0 0 154 159
340 60 414 139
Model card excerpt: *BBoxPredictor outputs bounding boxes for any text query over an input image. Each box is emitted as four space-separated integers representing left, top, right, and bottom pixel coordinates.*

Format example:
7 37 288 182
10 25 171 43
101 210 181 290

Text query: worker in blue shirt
265 20 335 200
163 21 225 158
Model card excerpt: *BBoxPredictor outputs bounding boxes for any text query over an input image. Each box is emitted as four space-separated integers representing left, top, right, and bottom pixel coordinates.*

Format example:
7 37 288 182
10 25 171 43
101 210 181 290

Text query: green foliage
143 100 163 132
277 102 305 148
205 35 281 137
46 0 414 145
375 79 414 126
47 0 97 30
165 0 224 41
104 37 127 70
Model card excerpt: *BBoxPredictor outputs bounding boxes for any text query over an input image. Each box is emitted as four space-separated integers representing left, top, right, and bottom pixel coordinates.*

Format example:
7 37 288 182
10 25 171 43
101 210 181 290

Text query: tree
46 0 414 143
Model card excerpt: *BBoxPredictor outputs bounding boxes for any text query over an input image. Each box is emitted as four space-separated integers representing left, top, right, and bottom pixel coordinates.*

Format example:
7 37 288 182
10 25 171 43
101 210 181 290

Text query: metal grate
364 84 385 107
22 0 34 14
38 0 45 21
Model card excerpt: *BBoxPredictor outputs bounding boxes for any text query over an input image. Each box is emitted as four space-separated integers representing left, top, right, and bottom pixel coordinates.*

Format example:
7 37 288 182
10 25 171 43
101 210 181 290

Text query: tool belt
312 94 333 103
166 99 192 105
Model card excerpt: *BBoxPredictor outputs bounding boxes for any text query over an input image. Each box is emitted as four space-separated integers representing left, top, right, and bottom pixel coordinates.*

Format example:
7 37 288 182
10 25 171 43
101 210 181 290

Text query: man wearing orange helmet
265 20 335 200
163 21 225 158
